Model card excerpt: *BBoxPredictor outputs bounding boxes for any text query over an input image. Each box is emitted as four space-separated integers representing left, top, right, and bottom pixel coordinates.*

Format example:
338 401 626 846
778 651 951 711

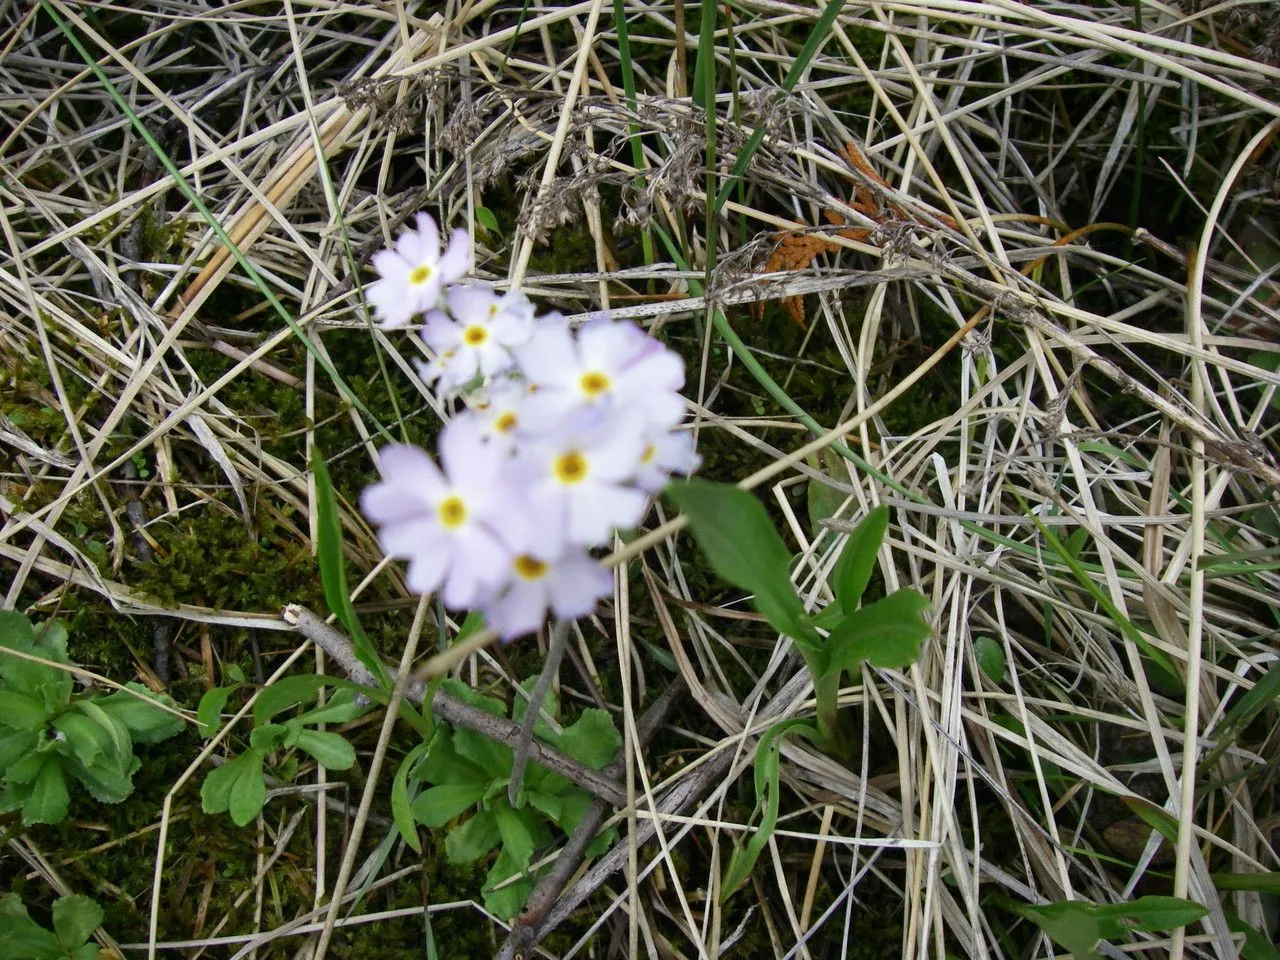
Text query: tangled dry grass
2 1 1279 958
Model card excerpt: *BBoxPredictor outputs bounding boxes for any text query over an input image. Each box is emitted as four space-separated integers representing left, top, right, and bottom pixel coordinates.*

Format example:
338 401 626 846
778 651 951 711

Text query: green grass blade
312 447 388 687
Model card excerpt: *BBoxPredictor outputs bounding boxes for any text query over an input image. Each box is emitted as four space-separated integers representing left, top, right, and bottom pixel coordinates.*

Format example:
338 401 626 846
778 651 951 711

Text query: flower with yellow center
515 316 686 432
418 285 534 393
482 547 613 640
366 212 472 329
359 419 527 610
516 409 648 555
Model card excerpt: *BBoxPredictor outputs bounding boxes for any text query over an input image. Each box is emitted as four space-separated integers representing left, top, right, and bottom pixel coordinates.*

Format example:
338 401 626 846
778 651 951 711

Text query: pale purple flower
514 316 686 431
359 419 527 609
634 428 701 492
482 548 612 640
418 286 535 392
366 213 472 329
463 378 530 452
514 409 647 555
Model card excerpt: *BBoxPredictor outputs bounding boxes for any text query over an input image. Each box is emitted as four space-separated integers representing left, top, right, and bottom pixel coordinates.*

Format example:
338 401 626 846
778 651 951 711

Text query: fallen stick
282 604 628 808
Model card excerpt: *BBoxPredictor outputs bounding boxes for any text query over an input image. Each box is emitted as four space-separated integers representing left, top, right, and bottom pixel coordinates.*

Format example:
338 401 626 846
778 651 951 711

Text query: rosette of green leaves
201 674 364 826
0 893 103 960
665 480 932 898
401 679 621 920
0 611 184 825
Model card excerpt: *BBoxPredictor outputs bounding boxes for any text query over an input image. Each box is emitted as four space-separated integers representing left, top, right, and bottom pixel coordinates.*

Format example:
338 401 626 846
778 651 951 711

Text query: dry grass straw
2 0 1279 957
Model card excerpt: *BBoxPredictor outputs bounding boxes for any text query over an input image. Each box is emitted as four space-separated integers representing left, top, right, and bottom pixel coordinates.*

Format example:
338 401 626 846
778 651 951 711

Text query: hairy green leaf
23 757 70 825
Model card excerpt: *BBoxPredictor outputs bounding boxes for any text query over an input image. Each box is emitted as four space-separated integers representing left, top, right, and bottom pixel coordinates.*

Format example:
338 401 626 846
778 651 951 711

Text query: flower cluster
360 213 699 639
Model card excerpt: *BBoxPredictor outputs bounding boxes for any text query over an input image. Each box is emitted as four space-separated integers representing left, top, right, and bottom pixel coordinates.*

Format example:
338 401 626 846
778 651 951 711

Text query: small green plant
398 678 621 920
665 479 931 897
0 611 184 825
200 674 364 826
996 894 1209 960
0 893 103 960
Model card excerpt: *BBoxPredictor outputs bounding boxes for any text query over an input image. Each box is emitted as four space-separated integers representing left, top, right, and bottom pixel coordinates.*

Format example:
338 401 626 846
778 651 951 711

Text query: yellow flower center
640 443 655 464
494 411 517 433
437 495 467 528
462 325 488 346
553 451 588 484
579 371 610 398
409 265 433 286
513 555 548 580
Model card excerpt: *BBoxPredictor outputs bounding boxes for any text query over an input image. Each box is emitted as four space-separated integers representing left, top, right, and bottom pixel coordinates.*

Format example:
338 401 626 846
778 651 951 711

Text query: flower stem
509 619 571 805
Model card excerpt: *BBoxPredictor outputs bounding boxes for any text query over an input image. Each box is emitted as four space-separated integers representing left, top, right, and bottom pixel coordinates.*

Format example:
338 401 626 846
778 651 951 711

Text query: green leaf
822 589 931 677
972 635 1005 684
313 448 387 686
1120 796 1180 846
197 685 237 737
202 750 266 825
482 845 537 922
228 750 267 826
391 742 428 853
0 729 38 772
439 678 506 716
294 729 356 769
1000 895 1209 960
557 709 621 771
667 479 821 648
250 723 287 752
418 727 490 786
252 674 331 724
720 718 818 900
72 700 132 772
23 757 70 825
1211 871 1280 894
0 690 50 732
411 782 487 827
51 712 108 767
804 451 847 536
524 790 563 824
1227 913 1280 960
293 687 367 727
0 610 36 648
0 892 63 960
494 800 538 870
51 896 101 952
830 505 888 613
94 683 185 743
68 752 137 805
0 613 59 695
445 809 501 865
1089 895 1209 935
452 726 513 781
475 206 500 233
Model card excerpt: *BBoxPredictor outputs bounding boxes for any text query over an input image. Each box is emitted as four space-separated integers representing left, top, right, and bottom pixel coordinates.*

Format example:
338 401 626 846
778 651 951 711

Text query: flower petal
546 553 612 619
437 227 473 283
